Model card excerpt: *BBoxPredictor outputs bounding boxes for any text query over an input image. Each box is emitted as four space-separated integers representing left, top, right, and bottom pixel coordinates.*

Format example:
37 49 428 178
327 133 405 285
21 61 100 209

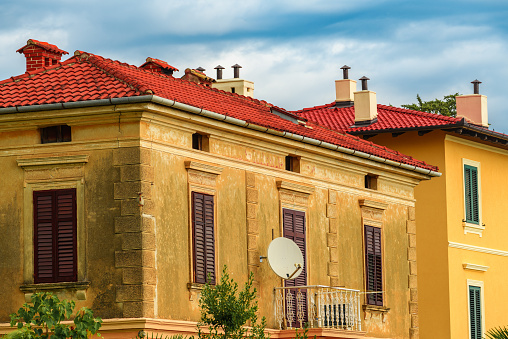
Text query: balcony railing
274 285 361 331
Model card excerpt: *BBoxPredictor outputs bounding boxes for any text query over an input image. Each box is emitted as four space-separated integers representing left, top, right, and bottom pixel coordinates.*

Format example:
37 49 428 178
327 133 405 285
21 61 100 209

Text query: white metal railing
274 285 361 331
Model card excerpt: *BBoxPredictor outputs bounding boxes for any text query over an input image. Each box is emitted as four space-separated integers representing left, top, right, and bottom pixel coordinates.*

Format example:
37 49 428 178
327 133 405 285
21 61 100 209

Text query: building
297 70 508 339
0 40 439 339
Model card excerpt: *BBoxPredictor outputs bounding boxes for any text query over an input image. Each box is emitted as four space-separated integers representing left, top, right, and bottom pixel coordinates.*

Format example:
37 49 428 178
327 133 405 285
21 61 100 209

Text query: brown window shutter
34 189 77 283
283 209 308 327
192 192 215 284
365 225 383 306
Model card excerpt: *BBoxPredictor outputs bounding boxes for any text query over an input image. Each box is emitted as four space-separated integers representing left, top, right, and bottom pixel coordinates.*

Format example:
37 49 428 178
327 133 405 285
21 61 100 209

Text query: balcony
274 285 362 332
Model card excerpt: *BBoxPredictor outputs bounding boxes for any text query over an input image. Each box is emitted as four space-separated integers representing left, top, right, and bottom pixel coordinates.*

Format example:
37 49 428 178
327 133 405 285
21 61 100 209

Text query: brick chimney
353 76 378 126
140 57 179 76
456 80 488 127
16 39 69 72
335 65 356 107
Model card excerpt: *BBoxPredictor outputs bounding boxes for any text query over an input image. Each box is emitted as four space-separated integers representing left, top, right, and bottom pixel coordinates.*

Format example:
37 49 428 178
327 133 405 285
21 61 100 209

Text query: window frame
462 159 483 236
467 280 485 339
33 188 78 283
191 191 216 285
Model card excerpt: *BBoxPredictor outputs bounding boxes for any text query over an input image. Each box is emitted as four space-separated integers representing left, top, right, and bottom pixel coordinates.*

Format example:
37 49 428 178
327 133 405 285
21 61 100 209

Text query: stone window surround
462 158 484 237
17 154 89 301
185 161 223 300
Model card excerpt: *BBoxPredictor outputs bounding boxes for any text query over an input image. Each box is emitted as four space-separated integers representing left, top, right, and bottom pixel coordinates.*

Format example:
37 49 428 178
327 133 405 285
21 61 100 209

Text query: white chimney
456 80 488 127
335 65 356 104
353 76 377 125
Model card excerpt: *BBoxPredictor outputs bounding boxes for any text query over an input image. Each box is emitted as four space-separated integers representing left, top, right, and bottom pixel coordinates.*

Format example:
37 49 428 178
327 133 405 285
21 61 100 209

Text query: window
464 164 479 224
192 133 209 152
364 174 378 190
285 155 300 173
41 125 71 144
283 208 307 327
192 192 215 284
33 188 77 283
469 285 483 339
364 225 383 306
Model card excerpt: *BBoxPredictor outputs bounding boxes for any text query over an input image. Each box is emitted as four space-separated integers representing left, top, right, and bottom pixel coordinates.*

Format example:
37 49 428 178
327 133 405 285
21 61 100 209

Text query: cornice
17 154 89 167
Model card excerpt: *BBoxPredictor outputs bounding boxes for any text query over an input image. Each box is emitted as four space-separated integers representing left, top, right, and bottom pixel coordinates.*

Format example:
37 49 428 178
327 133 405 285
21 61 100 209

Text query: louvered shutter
283 209 308 327
365 225 383 306
469 286 482 339
192 192 215 284
34 189 77 283
464 165 479 224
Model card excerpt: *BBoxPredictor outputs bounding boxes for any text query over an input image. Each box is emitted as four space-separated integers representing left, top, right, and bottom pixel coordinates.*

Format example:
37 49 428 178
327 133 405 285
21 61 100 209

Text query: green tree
402 93 460 117
485 326 508 339
6 292 102 339
198 266 268 339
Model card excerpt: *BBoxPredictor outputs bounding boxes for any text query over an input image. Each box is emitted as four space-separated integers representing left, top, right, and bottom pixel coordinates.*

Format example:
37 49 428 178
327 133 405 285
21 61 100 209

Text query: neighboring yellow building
0 40 439 339
299 72 508 339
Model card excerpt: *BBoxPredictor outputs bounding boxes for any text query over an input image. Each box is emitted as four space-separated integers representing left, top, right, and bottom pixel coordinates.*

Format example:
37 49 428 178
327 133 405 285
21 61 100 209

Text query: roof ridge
85 54 152 95
377 104 460 122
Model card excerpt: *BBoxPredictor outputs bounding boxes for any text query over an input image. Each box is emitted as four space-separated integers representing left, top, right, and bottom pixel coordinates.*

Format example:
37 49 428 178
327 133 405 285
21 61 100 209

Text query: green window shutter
464 165 479 224
469 286 482 339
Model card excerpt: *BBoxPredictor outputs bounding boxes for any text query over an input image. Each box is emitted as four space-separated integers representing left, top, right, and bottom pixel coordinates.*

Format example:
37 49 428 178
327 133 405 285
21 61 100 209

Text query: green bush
197 266 268 339
6 292 102 339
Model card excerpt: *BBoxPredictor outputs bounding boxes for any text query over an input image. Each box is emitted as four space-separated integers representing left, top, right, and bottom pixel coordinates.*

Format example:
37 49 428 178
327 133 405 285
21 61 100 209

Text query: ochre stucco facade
0 101 432 339
366 131 508 339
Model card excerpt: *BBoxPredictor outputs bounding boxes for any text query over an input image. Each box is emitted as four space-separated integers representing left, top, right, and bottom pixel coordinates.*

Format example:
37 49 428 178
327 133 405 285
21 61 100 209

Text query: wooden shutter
464 165 479 224
283 209 307 327
365 225 383 306
34 189 77 283
192 192 215 284
469 286 482 339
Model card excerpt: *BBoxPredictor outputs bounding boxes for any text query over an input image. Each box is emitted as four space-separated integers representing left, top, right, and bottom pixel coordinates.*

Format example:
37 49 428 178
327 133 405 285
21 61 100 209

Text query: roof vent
214 65 225 80
335 65 356 107
196 67 206 72
232 64 242 78
140 57 178 76
16 39 69 72
456 80 488 127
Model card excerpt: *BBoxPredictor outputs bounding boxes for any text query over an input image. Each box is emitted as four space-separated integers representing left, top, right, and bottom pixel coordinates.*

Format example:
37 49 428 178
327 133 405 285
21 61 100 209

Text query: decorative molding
359 199 388 210
463 263 489 272
17 154 89 167
20 281 90 301
463 222 485 237
185 161 223 175
449 242 508 257
276 180 315 195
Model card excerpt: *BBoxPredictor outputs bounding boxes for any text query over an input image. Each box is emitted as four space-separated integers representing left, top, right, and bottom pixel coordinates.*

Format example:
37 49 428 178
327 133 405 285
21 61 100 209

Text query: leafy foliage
198 266 268 339
486 326 508 339
135 332 193 339
7 292 102 339
402 93 460 117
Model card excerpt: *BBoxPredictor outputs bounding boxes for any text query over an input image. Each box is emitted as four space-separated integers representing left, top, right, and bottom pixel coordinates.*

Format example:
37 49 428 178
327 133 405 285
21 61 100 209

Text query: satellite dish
266 237 304 280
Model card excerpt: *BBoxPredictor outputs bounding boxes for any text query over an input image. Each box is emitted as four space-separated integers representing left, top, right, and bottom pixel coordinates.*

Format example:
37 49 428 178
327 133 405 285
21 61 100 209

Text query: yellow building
299 72 508 339
0 40 440 339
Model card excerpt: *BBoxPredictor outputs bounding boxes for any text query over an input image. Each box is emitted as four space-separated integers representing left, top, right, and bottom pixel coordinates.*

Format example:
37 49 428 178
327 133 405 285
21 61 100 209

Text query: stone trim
463 263 489 272
276 180 315 195
327 189 339 287
245 172 260 286
17 154 89 167
113 146 155 318
358 199 388 210
185 161 223 175
407 206 418 339
20 281 90 302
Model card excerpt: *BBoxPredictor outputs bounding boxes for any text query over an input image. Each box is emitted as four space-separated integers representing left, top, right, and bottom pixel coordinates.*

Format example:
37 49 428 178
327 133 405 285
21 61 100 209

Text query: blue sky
1 0 508 132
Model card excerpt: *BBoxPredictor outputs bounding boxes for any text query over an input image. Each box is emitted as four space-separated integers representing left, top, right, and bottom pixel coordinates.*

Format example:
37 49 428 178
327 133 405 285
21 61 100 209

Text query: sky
1 0 508 132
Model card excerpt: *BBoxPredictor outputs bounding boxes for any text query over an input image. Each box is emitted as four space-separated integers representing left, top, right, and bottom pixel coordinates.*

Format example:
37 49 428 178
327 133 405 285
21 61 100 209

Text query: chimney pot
214 65 225 79
340 65 351 80
472 79 482 94
196 67 206 72
359 76 370 91
232 64 242 78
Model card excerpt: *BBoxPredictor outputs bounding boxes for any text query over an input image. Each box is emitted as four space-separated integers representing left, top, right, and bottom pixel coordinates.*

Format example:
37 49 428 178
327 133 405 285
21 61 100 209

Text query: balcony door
283 208 308 328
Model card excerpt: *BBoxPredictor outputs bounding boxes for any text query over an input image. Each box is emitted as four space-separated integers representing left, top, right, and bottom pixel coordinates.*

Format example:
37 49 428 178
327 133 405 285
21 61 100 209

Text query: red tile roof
16 39 69 55
296 102 463 133
140 57 179 72
0 51 438 172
